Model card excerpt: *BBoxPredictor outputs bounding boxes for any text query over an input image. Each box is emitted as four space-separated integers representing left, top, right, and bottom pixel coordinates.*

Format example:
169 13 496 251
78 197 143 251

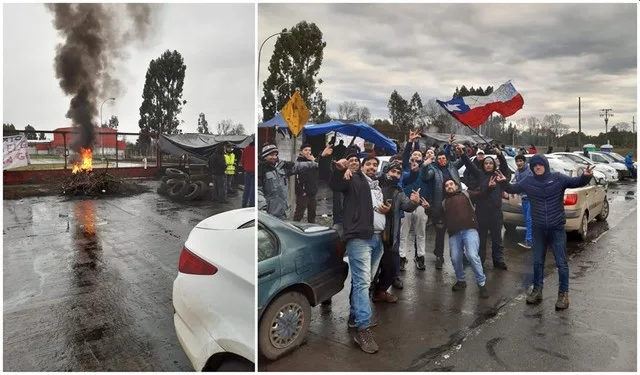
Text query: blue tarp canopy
258 112 289 128
303 121 397 154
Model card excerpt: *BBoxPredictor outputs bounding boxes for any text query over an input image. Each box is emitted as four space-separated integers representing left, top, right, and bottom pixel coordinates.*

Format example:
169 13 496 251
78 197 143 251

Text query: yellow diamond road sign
281 91 310 137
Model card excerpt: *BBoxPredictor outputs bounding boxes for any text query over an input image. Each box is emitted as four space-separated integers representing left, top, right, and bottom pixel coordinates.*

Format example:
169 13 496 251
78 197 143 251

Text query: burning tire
167 180 190 200
166 168 188 180
194 181 208 200
183 183 201 201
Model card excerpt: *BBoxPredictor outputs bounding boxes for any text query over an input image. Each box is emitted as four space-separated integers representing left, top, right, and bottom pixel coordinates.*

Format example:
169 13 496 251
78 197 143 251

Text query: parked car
528 154 608 184
502 163 609 241
580 151 629 179
258 212 348 361
173 208 256 371
552 152 619 183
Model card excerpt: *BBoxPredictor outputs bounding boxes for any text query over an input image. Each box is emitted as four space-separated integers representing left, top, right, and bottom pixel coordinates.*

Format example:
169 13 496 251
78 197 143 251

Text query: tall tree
3 123 18 136
102 115 119 129
138 50 187 152
337 101 358 121
24 124 37 140
387 90 410 130
197 113 210 134
261 21 327 123
409 92 424 128
355 106 371 123
217 119 246 136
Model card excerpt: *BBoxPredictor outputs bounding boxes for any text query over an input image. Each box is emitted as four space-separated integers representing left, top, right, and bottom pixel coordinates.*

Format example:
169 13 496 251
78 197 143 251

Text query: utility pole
600 108 613 145
578 97 581 147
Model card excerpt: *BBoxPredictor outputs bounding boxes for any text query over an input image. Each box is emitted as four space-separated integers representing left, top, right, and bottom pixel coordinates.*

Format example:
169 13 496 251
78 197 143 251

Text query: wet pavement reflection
4 181 243 371
260 180 637 371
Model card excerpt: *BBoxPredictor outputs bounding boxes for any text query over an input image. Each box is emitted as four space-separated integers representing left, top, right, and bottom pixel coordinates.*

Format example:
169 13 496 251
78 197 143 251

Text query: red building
52 127 126 157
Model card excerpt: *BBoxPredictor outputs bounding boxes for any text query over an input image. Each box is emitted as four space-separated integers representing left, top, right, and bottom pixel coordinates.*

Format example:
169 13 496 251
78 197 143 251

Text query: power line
599 108 613 145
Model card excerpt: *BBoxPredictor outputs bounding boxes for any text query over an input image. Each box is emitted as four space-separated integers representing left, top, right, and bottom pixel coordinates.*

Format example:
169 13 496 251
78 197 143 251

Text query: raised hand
423 155 434 166
488 176 497 188
410 188 421 203
408 129 421 142
321 144 334 157
494 170 507 182
344 168 353 180
584 165 595 176
334 159 348 171
449 134 456 145
420 197 430 209
455 144 464 155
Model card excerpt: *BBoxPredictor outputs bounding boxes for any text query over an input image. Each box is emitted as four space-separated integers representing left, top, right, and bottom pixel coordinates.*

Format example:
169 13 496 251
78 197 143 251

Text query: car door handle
258 269 275 278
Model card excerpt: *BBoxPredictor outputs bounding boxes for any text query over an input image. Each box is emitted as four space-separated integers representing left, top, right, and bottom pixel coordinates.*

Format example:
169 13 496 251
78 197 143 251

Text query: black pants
477 211 505 265
293 194 317 223
431 208 447 259
375 243 397 292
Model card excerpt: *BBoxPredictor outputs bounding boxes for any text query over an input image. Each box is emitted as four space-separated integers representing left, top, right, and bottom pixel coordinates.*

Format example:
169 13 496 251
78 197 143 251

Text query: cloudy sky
4 3 254 138
259 3 637 135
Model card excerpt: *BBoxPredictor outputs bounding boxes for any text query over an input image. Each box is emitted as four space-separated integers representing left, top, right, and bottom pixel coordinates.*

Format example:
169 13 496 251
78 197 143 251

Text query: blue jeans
532 227 569 292
242 172 255 207
521 199 532 244
449 229 486 286
346 234 384 328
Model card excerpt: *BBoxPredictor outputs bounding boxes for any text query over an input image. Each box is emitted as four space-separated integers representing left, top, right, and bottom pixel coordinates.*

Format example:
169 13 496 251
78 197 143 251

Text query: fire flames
72 147 93 174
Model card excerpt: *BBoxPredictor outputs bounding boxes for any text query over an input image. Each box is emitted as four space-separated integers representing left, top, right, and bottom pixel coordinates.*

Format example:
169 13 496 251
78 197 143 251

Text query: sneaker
399 257 408 271
354 327 379 354
518 241 532 249
479 284 489 298
555 291 569 310
526 287 543 304
348 315 379 329
414 256 426 270
435 256 444 270
392 277 404 290
452 280 467 291
494 262 508 270
372 291 398 303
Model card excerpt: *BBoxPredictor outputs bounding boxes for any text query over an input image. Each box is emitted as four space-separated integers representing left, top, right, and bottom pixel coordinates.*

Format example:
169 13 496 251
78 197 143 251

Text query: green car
257 212 348 360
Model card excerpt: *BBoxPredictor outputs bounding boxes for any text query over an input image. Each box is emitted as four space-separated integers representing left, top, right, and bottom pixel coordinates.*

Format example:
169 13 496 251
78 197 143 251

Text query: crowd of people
257 131 596 354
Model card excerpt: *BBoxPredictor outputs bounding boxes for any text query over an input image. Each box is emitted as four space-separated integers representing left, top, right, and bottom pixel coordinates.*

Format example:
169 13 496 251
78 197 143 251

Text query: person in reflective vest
224 143 237 195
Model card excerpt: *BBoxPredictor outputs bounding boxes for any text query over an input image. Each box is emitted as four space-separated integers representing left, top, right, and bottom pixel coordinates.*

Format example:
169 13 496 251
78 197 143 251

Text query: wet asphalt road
260 181 637 372
3 181 243 371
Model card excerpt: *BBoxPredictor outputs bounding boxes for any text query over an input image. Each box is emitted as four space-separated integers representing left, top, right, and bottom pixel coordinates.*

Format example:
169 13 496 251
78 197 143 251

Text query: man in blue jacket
624 152 636 181
496 155 595 310
514 154 533 249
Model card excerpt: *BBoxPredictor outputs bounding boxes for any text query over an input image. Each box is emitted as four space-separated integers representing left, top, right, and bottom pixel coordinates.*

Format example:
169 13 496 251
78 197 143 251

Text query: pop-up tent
157 133 253 163
304 121 397 154
257 112 289 128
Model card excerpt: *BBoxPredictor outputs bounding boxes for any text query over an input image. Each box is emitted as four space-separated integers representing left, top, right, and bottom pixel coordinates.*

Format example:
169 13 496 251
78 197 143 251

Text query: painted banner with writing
3 134 30 170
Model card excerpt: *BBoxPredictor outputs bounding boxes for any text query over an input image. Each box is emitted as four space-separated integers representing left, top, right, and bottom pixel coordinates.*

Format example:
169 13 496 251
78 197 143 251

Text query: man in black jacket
330 154 387 354
463 146 511 269
208 146 228 203
293 144 322 223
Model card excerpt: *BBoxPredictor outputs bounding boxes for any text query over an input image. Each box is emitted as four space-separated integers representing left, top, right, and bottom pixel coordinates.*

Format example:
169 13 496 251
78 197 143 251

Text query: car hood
195 207 255 230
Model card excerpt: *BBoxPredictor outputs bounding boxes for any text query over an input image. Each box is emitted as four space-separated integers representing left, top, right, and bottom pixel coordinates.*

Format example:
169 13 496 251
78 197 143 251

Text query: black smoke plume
46 3 155 151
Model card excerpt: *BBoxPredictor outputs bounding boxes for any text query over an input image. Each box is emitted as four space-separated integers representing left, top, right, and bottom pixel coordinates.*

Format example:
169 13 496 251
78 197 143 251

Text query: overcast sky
4 3 254 138
259 3 637 135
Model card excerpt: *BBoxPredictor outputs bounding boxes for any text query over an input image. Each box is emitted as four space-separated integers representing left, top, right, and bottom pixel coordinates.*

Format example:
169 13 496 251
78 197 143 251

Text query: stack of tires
157 168 209 202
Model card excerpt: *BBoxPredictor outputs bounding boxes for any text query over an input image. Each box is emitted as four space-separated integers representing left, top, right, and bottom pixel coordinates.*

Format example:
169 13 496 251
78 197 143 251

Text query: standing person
625 152 637 181
330 155 387 354
224 143 238 195
528 144 537 154
496 155 595 310
399 130 429 271
441 176 497 298
565 146 571 152
240 141 255 208
546 145 554 154
514 154 533 249
333 139 347 160
463 146 511 270
293 144 327 223
208 146 228 203
257 143 321 219
422 137 472 269
464 149 486 190
373 161 421 299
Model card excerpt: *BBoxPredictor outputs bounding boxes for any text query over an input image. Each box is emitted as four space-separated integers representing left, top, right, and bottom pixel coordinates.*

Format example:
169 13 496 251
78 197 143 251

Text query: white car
552 152 619 183
529 154 608 184
458 154 517 182
581 151 629 179
173 208 255 371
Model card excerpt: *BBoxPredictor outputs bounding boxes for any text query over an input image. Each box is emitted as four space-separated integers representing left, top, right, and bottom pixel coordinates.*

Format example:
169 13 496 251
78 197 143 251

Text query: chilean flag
437 81 524 128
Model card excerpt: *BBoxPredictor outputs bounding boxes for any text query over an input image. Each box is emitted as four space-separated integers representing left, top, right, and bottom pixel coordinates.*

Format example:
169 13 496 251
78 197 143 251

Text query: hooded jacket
625 152 635 169
464 152 512 214
329 167 374 242
499 154 592 229
400 141 429 200
257 159 318 219
422 150 474 214
515 162 533 200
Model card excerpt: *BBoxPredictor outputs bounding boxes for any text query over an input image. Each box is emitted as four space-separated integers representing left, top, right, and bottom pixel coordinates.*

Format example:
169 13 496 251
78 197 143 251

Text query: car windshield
598 153 618 163
609 152 626 162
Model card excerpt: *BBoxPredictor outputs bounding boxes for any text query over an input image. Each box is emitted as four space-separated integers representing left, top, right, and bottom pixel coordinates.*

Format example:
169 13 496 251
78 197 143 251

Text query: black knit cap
300 143 312 151
361 154 379 166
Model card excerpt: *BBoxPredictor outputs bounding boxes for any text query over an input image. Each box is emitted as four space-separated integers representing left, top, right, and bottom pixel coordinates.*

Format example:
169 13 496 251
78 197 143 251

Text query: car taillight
178 247 218 275
564 194 578 206
336 240 346 259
